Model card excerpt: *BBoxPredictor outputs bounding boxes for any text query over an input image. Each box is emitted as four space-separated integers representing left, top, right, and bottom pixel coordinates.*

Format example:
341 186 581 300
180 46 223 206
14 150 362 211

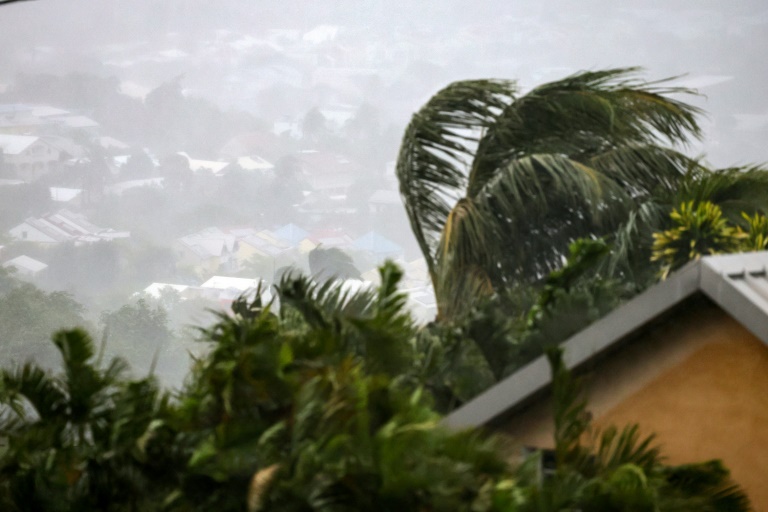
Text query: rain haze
0 0 766 384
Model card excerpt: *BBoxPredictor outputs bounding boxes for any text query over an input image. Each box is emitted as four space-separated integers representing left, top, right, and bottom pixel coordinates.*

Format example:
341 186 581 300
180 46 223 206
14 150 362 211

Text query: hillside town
0 96 437 326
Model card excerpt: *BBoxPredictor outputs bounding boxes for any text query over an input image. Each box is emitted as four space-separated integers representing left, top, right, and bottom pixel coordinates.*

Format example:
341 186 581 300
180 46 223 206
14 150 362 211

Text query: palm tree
396 68 703 319
0 329 178 511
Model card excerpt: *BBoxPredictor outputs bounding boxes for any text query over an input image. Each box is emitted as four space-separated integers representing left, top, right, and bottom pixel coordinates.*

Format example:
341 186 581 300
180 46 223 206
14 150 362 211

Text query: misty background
0 0 766 385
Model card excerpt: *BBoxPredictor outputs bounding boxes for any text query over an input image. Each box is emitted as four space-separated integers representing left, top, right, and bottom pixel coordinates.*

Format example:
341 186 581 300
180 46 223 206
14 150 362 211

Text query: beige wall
500 303 768 511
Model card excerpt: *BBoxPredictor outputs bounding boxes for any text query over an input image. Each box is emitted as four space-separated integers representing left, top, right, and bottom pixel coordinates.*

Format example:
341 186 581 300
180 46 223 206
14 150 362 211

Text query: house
142 282 191 298
368 189 401 215
176 228 238 276
0 104 43 135
234 155 274 175
3 255 48 279
177 152 229 176
200 275 268 309
0 134 60 181
236 229 302 281
352 231 403 261
219 131 292 163
305 228 353 250
443 251 768 510
50 187 82 205
9 209 129 245
50 115 100 137
105 177 165 196
273 223 309 246
296 150 358 198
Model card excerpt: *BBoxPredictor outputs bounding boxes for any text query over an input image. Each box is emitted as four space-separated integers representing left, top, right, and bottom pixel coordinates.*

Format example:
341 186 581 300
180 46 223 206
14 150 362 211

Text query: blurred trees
0 275 87 369
0 264 750 511
0 183 51 231
308 246 361 281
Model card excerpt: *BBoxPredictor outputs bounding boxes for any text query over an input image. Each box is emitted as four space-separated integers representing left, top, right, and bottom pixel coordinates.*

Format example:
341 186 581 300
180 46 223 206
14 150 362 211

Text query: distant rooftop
0 134 38 155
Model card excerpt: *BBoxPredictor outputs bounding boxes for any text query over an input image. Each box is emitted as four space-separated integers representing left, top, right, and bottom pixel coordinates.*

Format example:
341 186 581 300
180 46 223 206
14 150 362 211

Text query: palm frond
0 363 66 423
396 79 517 277
276 272 378 328
677 165 768 220
546 349 590 467
586 144 693 196
592 425 661 475
470 154 631 281
467 67 702 196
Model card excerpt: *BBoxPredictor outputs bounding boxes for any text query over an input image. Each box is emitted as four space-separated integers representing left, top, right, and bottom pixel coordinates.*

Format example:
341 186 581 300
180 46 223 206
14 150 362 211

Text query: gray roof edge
700 257 768 345
441 259 703 429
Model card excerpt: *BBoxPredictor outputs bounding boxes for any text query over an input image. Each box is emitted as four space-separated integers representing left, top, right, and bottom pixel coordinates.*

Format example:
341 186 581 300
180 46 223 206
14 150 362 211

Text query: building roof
56 115 99 129
0 104 34 114
219 131 290 162
178 228 236 258
9 209 129 244
443 251 768 430
142 282 190 299
201 276 261 292
307 228 353 248
237 155 274 171
50 187 82 202
273 223 308 245
30 105 70 118
178 152 229 175
105 177 164 196
240 231 291 257
3 255 48 274
97 136 130 150
353 231 403 256
40 136 84 159
0 134 38 155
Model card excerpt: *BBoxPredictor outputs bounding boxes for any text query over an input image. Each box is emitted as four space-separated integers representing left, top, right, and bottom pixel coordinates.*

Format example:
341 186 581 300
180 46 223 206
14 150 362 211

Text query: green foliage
397 68 703 319
651 201 744 278
651 201 768 278
740 211 768 251
520 349 751 512
307 246 362 281
0 283 87 369
100 299 175 378
168 262 512 511
0 182 53 230
526 238 610 330
0 265 752 511
0 329 179 511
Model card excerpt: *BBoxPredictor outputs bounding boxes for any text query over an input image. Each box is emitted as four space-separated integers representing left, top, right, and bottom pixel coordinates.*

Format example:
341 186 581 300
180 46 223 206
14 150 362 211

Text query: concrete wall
500 303 768 511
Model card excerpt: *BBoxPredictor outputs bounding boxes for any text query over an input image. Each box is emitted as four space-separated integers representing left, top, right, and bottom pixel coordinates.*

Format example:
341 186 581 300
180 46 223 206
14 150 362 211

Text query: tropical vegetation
0 66 764 510
0 264 750 511
395 67 768 321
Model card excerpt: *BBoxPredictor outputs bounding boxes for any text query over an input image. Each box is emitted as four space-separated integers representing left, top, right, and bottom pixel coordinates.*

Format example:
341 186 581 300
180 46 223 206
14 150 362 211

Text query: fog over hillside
0 0 766 383
2 0 767 163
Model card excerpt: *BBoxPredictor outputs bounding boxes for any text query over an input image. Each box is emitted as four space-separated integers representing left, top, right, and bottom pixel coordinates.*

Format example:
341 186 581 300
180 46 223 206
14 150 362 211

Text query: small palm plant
651 201 746 278
0 329 178 511
741 211 768 251
652 199 768 278
514 349 751 512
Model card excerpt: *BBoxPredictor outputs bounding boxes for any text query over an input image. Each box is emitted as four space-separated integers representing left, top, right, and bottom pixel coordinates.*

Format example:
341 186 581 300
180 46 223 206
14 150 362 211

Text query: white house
9 209 129 245
0 134 60 181
3 255 48 279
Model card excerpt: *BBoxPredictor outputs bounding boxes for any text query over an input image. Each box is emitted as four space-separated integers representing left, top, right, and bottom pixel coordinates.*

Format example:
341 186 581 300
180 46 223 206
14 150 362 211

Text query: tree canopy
396 68 748 319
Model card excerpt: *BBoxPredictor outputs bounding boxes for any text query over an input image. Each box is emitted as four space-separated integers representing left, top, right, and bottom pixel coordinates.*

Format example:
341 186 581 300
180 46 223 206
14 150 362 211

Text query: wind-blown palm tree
397 68 704 319
0 329 178 511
